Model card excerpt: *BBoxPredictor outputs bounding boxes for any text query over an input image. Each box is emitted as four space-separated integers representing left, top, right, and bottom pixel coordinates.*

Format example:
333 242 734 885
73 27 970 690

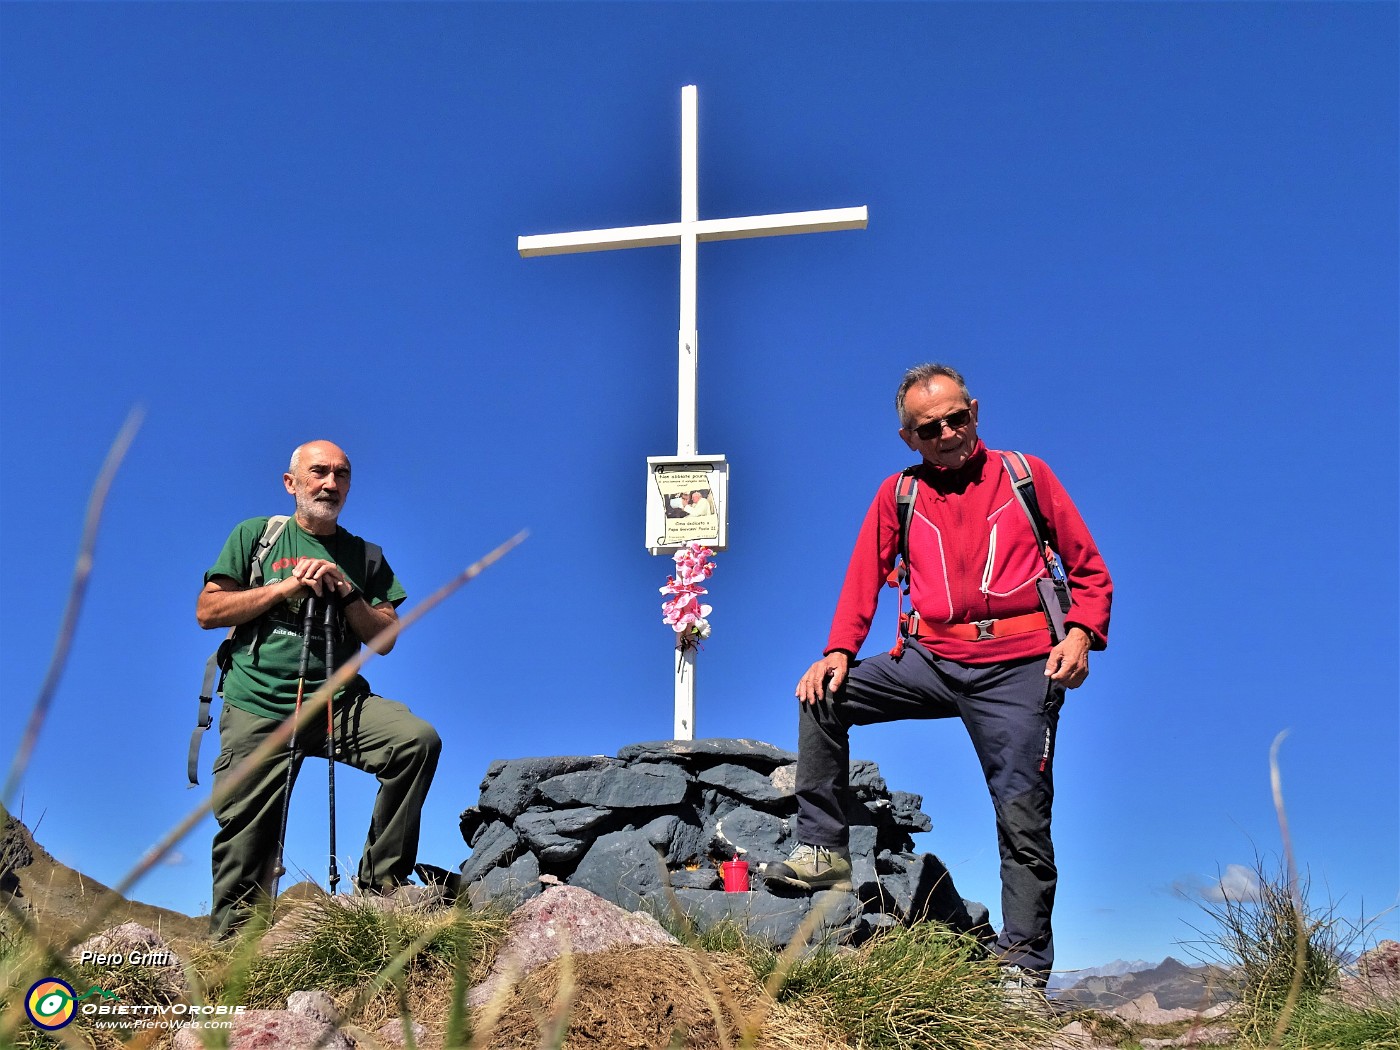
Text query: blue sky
1 2 1395 974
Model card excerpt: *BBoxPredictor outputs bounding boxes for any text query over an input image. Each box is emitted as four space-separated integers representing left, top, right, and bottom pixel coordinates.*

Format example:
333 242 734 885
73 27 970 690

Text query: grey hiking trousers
210 693 440 937
795 643 1064 974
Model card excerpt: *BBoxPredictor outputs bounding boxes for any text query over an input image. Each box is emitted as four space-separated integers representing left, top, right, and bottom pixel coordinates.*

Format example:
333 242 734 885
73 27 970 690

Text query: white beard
296 492 340 528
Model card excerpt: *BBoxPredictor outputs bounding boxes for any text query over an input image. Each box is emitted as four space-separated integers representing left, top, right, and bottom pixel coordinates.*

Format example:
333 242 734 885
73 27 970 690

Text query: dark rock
459 821 521 883
890 791 933 833
848 823 879 859
851 854 880 901
848 759 888 799
514 806 611 865
881 852 984 935
617 738 796 772
536 766 689 810
672 888 860 949
454 741 987 953
640 814 680 850
569 830 669 912
458 806 485 845
468 852 541 910
666 867 720 891
479 756 614 820
637 811 707 866
857 911 901 940
707 806 789 864
697 763 787 806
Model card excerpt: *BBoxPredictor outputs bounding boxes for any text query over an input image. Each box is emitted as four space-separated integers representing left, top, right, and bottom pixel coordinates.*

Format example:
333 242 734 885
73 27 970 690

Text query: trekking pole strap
187 652 220 786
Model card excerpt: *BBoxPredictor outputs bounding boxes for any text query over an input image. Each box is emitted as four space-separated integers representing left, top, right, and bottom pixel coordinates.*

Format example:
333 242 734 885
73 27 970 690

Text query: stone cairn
455 738 989 949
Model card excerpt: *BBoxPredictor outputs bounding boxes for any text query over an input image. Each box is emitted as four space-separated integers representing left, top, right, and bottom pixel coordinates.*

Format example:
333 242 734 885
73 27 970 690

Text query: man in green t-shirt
197 439 440 938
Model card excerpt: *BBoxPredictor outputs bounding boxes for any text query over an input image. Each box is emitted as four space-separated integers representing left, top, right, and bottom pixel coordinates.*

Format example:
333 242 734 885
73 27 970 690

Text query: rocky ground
5 753 1397 1050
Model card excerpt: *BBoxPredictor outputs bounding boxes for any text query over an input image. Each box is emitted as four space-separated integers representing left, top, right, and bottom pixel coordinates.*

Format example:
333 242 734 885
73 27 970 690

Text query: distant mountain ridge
1052 955 1236 1010
1046 957 1155 991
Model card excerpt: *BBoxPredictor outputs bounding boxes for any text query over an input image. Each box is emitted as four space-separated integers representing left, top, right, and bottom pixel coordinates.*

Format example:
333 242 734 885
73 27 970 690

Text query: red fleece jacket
825 443 1113 665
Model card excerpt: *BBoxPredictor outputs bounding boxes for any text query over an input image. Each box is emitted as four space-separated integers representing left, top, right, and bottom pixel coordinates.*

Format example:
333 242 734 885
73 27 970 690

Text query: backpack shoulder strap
363 540 383 591
247 515 290 587
188 514 291 787
999 451 1061 580
886 467 920 590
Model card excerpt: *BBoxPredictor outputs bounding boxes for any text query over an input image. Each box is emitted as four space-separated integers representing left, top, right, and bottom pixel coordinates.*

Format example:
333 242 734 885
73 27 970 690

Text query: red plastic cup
720 859 750 893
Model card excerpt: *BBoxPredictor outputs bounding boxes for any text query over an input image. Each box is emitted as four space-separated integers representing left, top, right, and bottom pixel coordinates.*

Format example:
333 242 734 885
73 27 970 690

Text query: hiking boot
763 843 853 891
998 964 1051 1016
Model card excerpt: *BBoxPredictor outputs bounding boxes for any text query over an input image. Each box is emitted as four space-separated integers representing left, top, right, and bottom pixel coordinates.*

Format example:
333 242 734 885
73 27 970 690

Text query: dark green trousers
209 694 441 937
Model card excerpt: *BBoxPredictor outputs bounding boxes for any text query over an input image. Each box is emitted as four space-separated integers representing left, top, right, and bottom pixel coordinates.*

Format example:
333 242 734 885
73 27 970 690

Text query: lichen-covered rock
373 1019 429 1047
469 884 676 1006
174 1010 352 1050
286 990 340 1025
70 923 187 1000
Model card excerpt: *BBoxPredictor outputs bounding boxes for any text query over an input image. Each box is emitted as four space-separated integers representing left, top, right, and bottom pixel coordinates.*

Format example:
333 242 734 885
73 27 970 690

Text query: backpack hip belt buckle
973 619 997 641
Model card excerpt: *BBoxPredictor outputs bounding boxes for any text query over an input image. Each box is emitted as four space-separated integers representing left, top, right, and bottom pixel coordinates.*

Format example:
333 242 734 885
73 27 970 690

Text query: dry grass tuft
477 942 841 1050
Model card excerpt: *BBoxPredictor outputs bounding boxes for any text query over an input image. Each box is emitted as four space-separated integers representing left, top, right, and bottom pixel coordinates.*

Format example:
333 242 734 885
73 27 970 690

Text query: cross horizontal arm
518 206 868 258
519 222 685 257
695 206 868 243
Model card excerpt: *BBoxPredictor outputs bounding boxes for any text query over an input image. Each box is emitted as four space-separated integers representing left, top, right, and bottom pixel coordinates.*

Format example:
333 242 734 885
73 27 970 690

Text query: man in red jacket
766 363 1113 985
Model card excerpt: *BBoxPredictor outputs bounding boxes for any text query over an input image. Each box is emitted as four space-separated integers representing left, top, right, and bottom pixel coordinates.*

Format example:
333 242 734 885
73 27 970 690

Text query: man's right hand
796 652 850 705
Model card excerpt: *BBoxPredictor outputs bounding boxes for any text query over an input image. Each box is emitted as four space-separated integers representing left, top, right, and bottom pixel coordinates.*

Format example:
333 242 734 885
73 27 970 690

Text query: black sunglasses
911 408 973 441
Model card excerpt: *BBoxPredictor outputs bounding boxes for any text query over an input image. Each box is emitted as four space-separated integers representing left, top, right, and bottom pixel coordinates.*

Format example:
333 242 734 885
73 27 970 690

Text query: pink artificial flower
662 542 716 649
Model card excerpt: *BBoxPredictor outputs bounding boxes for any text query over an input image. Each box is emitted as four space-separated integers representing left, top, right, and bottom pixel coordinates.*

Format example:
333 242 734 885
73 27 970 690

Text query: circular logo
26 978 77 1030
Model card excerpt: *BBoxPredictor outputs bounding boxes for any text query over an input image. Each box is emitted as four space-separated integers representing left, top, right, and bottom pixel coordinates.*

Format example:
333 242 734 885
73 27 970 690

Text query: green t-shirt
205 516 406 719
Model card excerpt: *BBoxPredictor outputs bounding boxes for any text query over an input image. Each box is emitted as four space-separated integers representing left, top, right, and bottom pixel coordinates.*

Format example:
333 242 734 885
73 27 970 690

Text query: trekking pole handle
298 596 317 678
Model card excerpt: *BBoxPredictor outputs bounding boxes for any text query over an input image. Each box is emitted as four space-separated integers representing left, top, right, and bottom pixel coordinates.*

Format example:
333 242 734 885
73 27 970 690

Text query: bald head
290 440 351 475
284 440 352 535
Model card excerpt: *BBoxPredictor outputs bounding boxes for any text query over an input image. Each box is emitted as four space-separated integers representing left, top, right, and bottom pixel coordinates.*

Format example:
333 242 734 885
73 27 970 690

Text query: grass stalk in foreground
1185 732 1394 1050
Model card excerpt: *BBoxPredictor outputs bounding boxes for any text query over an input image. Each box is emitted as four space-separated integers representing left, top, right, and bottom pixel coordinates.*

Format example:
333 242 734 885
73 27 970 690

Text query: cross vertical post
518 86 867 740
675 86 699 739
679 85 699 459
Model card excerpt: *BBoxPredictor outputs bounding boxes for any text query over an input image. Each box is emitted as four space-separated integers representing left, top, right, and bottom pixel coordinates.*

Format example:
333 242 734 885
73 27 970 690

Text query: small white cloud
1204 863 1262 903
162 851 189 867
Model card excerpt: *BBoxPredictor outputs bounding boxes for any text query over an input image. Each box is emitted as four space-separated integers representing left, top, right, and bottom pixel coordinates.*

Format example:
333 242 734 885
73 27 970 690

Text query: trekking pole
272 595 318 900
323 599 340 894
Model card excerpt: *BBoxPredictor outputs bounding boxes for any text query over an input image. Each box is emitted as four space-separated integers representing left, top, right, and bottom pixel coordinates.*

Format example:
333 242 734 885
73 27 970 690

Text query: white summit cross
519 85 867 739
